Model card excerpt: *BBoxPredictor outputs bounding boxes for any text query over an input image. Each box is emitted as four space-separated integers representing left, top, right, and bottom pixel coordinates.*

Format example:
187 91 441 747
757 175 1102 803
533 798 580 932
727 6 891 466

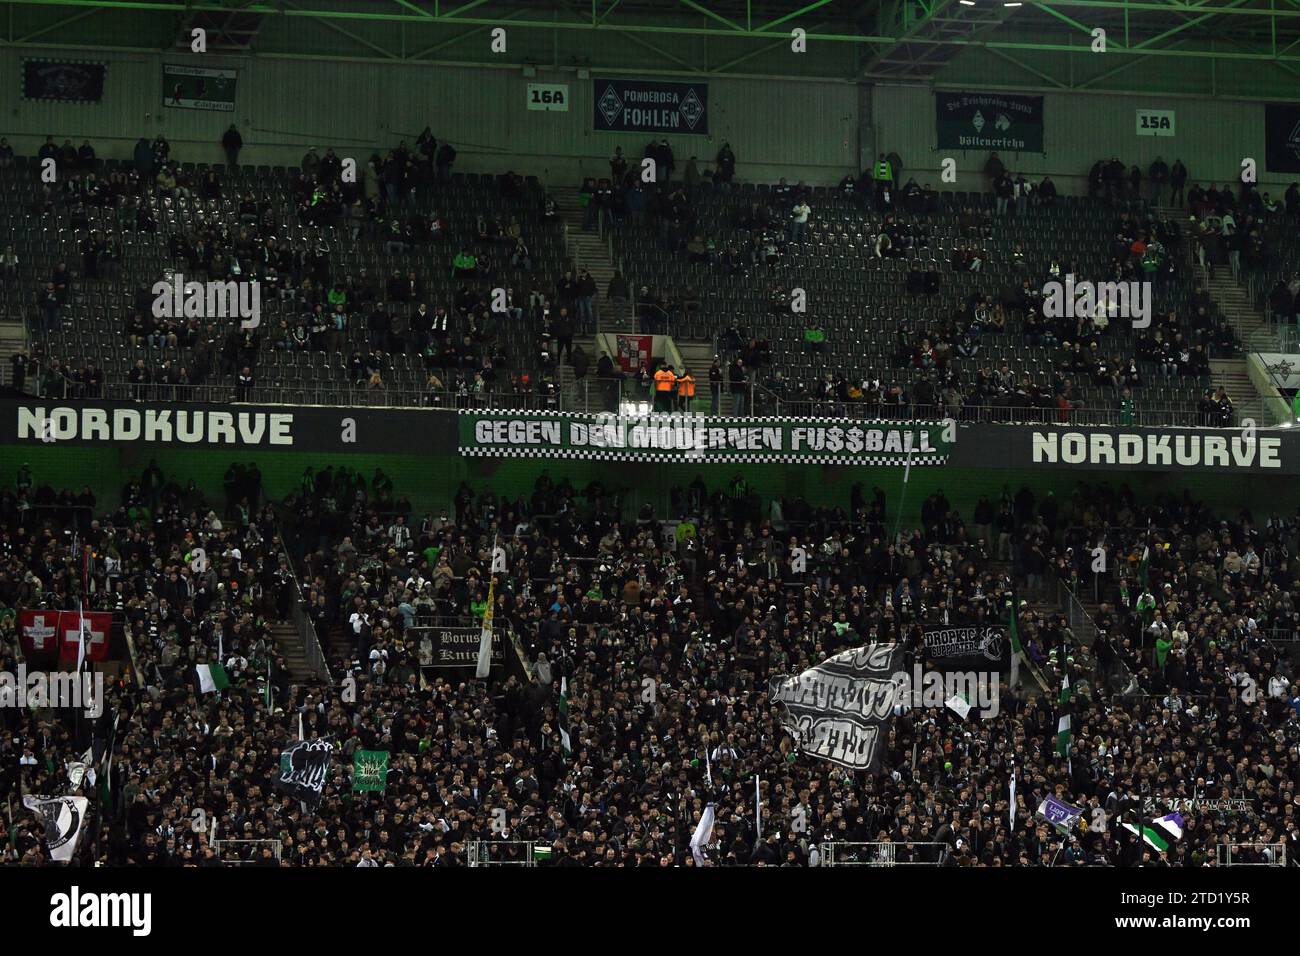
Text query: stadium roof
4 0 1300 97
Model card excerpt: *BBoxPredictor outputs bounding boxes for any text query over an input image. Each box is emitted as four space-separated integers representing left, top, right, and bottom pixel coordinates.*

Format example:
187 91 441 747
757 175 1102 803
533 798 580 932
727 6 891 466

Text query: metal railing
275 520 331 685
17 377 1239 429
466 840 536 866
820 841 948 867
213 838 283 865
24 379 557 410
1217 843 1286 866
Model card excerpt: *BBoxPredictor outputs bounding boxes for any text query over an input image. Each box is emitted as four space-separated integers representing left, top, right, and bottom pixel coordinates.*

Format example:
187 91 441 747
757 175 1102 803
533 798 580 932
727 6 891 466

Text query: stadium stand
2 459 1298 866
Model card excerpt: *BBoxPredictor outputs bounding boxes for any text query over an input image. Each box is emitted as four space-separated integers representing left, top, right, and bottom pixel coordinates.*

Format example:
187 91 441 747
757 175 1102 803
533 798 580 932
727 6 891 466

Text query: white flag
22 795 89 863
491 545 507 573
945 694 972 719
690 803 716 866
1009 767 1016 832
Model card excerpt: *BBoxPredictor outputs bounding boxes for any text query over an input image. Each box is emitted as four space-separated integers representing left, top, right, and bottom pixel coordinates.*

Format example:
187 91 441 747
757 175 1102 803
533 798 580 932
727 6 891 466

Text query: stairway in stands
0 319 27 389
270 619 315 683
1155 204 1271 425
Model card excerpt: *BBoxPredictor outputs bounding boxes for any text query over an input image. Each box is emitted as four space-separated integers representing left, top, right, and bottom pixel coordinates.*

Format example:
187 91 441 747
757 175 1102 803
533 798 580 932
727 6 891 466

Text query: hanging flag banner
936 90 1045 153
22 795 90 862
921 624 1009 672
22 59 106 103
276 739 333 806
17 610 111 661
57 611 113 664
414 626 504 668
594 77 708 134
17 610 60 656
769 643 903 773
164 64 237 111
352 750 390 792
615 334 653 373
1265 103 1300 173
459 412 953 465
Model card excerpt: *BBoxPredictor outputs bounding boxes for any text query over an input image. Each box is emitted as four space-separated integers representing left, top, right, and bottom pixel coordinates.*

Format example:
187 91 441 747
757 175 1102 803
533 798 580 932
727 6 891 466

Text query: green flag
1056 672 1073 759
352 750 390 792
1138 545 1150 590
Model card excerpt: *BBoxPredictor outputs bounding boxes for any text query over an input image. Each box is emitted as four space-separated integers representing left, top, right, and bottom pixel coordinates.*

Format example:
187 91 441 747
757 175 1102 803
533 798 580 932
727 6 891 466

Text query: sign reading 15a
1136 109 1175 137
527 83 569 112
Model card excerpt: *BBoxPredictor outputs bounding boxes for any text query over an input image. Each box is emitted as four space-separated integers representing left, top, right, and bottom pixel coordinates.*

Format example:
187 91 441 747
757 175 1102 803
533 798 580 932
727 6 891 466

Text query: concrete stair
550 186 619 329
1210 358 1266 426
270 619 316 683
1204 273 1273 351
1152 204 1275 425
0 320 27 389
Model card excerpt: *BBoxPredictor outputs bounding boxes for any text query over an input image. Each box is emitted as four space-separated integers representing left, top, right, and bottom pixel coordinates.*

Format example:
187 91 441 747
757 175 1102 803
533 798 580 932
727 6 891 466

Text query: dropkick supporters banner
922 625 1009 672
936 90 1044 153
459 412 953 465
594 77 708 134
770 644 903 772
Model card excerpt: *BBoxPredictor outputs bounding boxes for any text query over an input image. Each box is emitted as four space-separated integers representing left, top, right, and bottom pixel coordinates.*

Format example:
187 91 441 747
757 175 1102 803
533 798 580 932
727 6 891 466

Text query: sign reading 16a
531 88 564 105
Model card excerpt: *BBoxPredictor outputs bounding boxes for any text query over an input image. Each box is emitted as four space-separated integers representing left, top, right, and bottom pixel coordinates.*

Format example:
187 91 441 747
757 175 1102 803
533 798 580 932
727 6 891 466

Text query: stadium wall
4 46 1294 193
4 440 1293 529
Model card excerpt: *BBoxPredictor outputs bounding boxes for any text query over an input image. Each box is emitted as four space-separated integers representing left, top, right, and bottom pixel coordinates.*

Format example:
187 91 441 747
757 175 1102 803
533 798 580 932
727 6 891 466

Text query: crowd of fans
2 459 1297 867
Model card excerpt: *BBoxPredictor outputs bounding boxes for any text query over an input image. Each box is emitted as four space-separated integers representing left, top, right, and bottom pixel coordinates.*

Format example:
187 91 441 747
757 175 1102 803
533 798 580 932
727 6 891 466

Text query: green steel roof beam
983 43 1073 85
391 0 433 17
755 0 838 32
13 3 100 42
1131 0 1257 48
677 0 746 32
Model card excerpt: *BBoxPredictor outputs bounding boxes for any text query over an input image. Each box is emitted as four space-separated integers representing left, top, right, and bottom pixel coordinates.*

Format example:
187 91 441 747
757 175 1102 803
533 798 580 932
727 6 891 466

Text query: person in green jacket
451 248 477 278
1155 633 1174 669
1119 387 1136 426
803 323 826 353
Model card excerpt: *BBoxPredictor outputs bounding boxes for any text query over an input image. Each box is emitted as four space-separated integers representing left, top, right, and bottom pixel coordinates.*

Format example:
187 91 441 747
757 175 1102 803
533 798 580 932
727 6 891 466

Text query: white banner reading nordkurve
769 644 902 773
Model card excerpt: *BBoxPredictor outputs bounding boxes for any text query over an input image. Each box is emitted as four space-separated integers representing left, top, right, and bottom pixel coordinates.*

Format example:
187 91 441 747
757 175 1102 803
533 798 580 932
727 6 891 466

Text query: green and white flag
196 662 230 694
1138 545 1150 589
1123 812 1184 853
1056 671 1073 759
352 750 389 792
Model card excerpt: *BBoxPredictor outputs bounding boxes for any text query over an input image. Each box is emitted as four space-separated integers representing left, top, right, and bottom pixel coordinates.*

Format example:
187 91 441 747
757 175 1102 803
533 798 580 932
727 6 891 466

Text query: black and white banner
22 59 106 104
1265 103 1300 173
769 644 902 773
276 740 333 806
415 626 504 668
22 794 90 863
163 64 237 111
593 77 708 134
922 625 1009 672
